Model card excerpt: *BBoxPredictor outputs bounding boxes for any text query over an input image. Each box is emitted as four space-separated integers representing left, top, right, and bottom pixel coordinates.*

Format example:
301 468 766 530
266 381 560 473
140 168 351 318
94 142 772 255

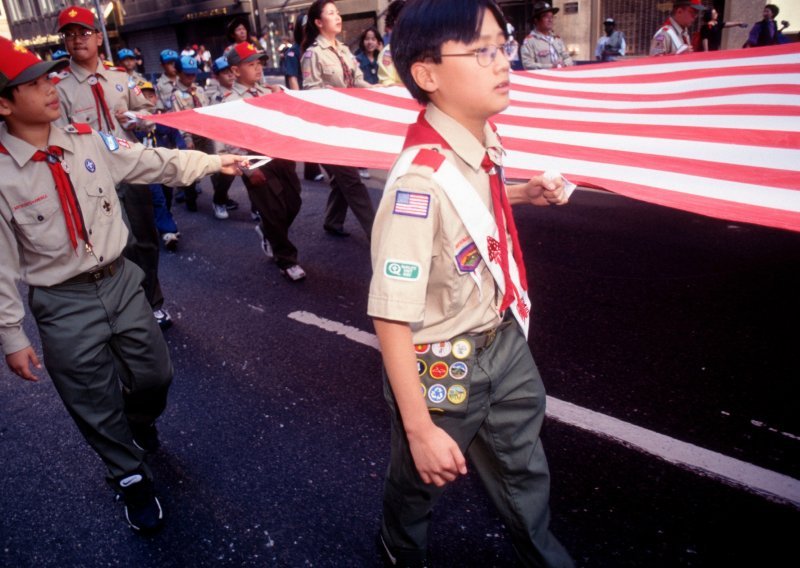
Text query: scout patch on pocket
416 336 475 417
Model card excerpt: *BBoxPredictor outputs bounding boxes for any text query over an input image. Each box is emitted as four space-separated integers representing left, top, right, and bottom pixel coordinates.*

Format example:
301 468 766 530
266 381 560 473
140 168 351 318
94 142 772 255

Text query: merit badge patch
84 159 96 173
449 361 468 380
452 338 473 360
417 359 428 377
429 361 449 380
447 384 467 405
414 344 430 355
420 383 427 398
384 259 421 281
428 384 446 404
431 341 452 358
393 191 430 218
115 84 124 92
98 132 119 152
455 241 481 273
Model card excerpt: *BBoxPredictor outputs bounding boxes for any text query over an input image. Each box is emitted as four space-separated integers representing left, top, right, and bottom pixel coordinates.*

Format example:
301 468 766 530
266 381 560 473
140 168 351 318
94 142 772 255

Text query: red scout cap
673 0 706 11
226 42 267 66
0 36 68 91
57 6 98 31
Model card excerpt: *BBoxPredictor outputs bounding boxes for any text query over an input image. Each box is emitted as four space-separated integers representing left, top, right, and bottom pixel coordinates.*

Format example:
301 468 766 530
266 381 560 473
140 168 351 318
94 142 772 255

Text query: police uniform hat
604 17 615 25
0 37 69 91
117 48 135 60
136 79 155 91
226 42 267 66
212 56 230 74
160 49 179 64
673 0 706 11
177 55 199 74
57 6 98 31
532 1 559 19
52 49 69 60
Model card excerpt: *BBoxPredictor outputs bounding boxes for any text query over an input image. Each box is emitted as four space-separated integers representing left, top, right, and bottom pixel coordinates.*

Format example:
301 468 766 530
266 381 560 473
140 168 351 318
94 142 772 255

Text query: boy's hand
5 347 43 382
114 109 138 131
246 168 267 185
218 155 249 176
509 174 569 207
407 423 467 487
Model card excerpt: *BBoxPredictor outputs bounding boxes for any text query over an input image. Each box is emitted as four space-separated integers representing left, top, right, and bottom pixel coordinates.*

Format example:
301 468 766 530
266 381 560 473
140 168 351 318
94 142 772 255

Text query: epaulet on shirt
50 69 70 84
412 148 445 172
64 122 93 135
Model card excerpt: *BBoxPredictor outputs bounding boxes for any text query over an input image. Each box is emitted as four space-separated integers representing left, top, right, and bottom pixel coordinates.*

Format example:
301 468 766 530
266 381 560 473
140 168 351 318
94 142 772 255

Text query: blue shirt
281 43 301 87
355 51 379 85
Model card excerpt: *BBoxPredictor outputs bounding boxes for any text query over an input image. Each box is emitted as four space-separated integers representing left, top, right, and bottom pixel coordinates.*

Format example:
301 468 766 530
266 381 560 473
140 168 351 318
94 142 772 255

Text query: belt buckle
89 268 104 281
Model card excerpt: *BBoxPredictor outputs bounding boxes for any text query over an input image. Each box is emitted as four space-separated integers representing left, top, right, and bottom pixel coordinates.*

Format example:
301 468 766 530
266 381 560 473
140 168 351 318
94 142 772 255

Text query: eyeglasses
440 42 516 67
60 30 95 41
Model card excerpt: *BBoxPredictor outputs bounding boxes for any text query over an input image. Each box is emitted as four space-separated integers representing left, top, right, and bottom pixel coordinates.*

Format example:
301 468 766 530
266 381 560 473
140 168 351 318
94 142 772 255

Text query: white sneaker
162 232 179 251
254 225 273 259
250 210 261 222
213 203 229 220
281 264 307 281
358 168 371 179
153 309 172 330
313 173 324 182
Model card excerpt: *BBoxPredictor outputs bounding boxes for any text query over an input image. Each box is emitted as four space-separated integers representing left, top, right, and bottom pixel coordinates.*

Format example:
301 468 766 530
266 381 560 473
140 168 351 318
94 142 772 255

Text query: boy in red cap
0 36 246 532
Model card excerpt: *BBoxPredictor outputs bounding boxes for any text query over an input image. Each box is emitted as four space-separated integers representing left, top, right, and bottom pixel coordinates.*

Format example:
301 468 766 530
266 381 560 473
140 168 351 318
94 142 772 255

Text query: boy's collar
69 59 105 81
0 123 74 167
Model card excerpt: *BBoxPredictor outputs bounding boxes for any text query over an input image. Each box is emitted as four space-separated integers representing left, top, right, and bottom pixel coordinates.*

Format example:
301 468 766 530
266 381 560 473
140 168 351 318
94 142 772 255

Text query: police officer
520 1 574 70
650 0 706 56
156 49 179 111
301 0 376 239
54 5 171 329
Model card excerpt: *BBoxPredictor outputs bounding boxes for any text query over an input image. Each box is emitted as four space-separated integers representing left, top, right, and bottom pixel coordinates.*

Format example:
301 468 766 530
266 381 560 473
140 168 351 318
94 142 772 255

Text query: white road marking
288 310 800 508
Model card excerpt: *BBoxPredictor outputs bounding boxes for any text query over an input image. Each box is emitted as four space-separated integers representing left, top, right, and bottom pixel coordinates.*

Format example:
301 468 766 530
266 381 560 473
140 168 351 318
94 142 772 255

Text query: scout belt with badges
415 321 511 417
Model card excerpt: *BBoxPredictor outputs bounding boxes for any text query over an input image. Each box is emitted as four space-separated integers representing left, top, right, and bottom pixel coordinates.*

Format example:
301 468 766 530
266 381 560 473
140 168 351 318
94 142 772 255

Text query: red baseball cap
57 6 98 31
673 0 706 10
226 42 267 66
0 36 68 91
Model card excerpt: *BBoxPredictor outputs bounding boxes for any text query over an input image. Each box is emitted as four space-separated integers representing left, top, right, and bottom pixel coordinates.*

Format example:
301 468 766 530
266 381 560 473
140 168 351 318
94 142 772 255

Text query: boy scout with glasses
0 36 246 532
369 0 573 565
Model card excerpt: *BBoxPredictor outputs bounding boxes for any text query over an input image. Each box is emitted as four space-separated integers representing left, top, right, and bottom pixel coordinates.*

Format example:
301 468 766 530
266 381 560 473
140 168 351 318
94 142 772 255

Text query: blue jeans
149 184 178 234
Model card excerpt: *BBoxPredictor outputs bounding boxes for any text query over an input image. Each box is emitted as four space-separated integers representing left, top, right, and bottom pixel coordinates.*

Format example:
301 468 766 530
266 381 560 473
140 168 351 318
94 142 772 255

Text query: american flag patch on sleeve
393 191 430 218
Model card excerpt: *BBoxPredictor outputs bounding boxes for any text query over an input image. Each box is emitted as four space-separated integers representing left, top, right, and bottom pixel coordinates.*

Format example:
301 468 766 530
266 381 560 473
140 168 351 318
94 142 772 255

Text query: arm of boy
507 173 570 206
5 347 42 382
373 318 467 487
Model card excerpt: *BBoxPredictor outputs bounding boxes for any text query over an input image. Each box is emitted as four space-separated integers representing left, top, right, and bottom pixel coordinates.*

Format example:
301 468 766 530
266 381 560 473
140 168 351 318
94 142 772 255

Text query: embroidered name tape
393 190 430 218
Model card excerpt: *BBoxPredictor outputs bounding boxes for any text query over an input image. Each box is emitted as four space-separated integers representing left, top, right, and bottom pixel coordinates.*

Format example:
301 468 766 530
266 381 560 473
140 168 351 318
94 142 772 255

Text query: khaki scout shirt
520 30 574 70
301 35 372 90
54 59 154 143
170 81 210 149
125 70 146 89
156 73 178 110
0 123 222 355
220 81 270 157
368 105 506 344
650 17 691 56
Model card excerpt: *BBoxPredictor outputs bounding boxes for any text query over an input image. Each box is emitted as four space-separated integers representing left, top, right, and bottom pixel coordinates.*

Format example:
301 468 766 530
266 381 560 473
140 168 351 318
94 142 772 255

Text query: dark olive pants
320 164 375 238
381 323 573 567
29 260 172 482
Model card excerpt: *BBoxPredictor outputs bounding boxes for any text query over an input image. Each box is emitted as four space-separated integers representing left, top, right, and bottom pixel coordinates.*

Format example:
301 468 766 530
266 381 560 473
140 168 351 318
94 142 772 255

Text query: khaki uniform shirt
124 70 146 89
368 105 506 344
520 30 574 70
170 81 210 149
377 44 401 86
650 17 691 56
301 35 371 90
54 60 154 143
156 73 178 110
0 123 222 355
220 81 270 157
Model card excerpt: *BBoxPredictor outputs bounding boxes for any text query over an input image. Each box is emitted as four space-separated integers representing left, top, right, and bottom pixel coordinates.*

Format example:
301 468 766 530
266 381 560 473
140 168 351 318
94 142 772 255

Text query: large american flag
148 43 800 233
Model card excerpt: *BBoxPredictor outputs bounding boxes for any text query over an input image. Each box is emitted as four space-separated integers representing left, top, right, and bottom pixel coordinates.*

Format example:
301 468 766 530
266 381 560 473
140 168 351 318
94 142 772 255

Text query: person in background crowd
134 47 145 74
196 45 212 72
0 36 246 533
117 48 145 87
301 0 377 239
169 56 214 214
156 49 179 110
377 0 406 86
700 8 746 51
280 18 325 183
226 42 307 282
53 49 69 61
136 80 184 251
180 44 197 58
744 4 788 47
595 17 626 61
225 16 259 55
505 23 523 70
204 56 241 220
650 0 705 56
355 26 383 85
521 1 574 69
54 5 173 330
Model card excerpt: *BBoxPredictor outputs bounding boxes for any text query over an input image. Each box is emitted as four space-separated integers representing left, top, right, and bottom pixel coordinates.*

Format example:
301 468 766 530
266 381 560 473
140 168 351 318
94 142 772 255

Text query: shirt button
98 188 103 193
37 214 44 221
99 256 104 262
89 229 93 235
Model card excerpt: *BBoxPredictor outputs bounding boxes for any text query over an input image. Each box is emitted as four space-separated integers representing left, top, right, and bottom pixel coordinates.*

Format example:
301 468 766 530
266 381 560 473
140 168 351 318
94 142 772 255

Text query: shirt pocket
83 184 116 225
13 197 65 252
321 65 340 80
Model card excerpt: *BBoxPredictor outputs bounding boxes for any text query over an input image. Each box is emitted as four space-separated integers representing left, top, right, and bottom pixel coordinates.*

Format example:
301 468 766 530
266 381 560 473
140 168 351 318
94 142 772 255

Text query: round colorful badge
449 361 468 380
447 384 467 405
431 341 452 357
452 338 473 360
416 359 427 377
429 361 448 380
414 344 430 355
428 384 446 404
84 159 96 173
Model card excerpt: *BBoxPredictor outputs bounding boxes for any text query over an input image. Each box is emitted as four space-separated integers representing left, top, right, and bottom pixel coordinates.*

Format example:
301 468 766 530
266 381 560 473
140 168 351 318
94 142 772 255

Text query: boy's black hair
0 86 17 102
765 4 779 18
384 0 406 30
392 0 508 105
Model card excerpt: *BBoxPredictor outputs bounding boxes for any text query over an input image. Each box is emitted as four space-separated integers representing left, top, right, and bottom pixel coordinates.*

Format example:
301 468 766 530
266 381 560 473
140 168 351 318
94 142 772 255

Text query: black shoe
324 226 350 237
131 422 160 453
116 473 164 533
377 533 428 568
225 199 239 211
185 200 198 212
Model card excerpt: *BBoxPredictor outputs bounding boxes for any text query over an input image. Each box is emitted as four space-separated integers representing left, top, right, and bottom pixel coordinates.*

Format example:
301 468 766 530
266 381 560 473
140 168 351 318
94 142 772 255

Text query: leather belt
60 257 124 285
471 318 514 351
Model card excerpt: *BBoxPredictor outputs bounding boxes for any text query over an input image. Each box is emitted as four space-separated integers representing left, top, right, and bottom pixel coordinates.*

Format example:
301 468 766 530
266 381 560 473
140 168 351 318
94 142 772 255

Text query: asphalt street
1 168 798 567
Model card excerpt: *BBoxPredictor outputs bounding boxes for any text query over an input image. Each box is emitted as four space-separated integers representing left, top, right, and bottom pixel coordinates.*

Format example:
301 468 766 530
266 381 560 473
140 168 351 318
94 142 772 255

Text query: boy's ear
0 96 13 118
410 61 438 98
231 65 241 78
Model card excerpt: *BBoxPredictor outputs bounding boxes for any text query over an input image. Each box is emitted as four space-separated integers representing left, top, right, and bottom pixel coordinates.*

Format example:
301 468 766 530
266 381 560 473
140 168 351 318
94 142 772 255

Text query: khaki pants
29 260 172 482
380 323 573 567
